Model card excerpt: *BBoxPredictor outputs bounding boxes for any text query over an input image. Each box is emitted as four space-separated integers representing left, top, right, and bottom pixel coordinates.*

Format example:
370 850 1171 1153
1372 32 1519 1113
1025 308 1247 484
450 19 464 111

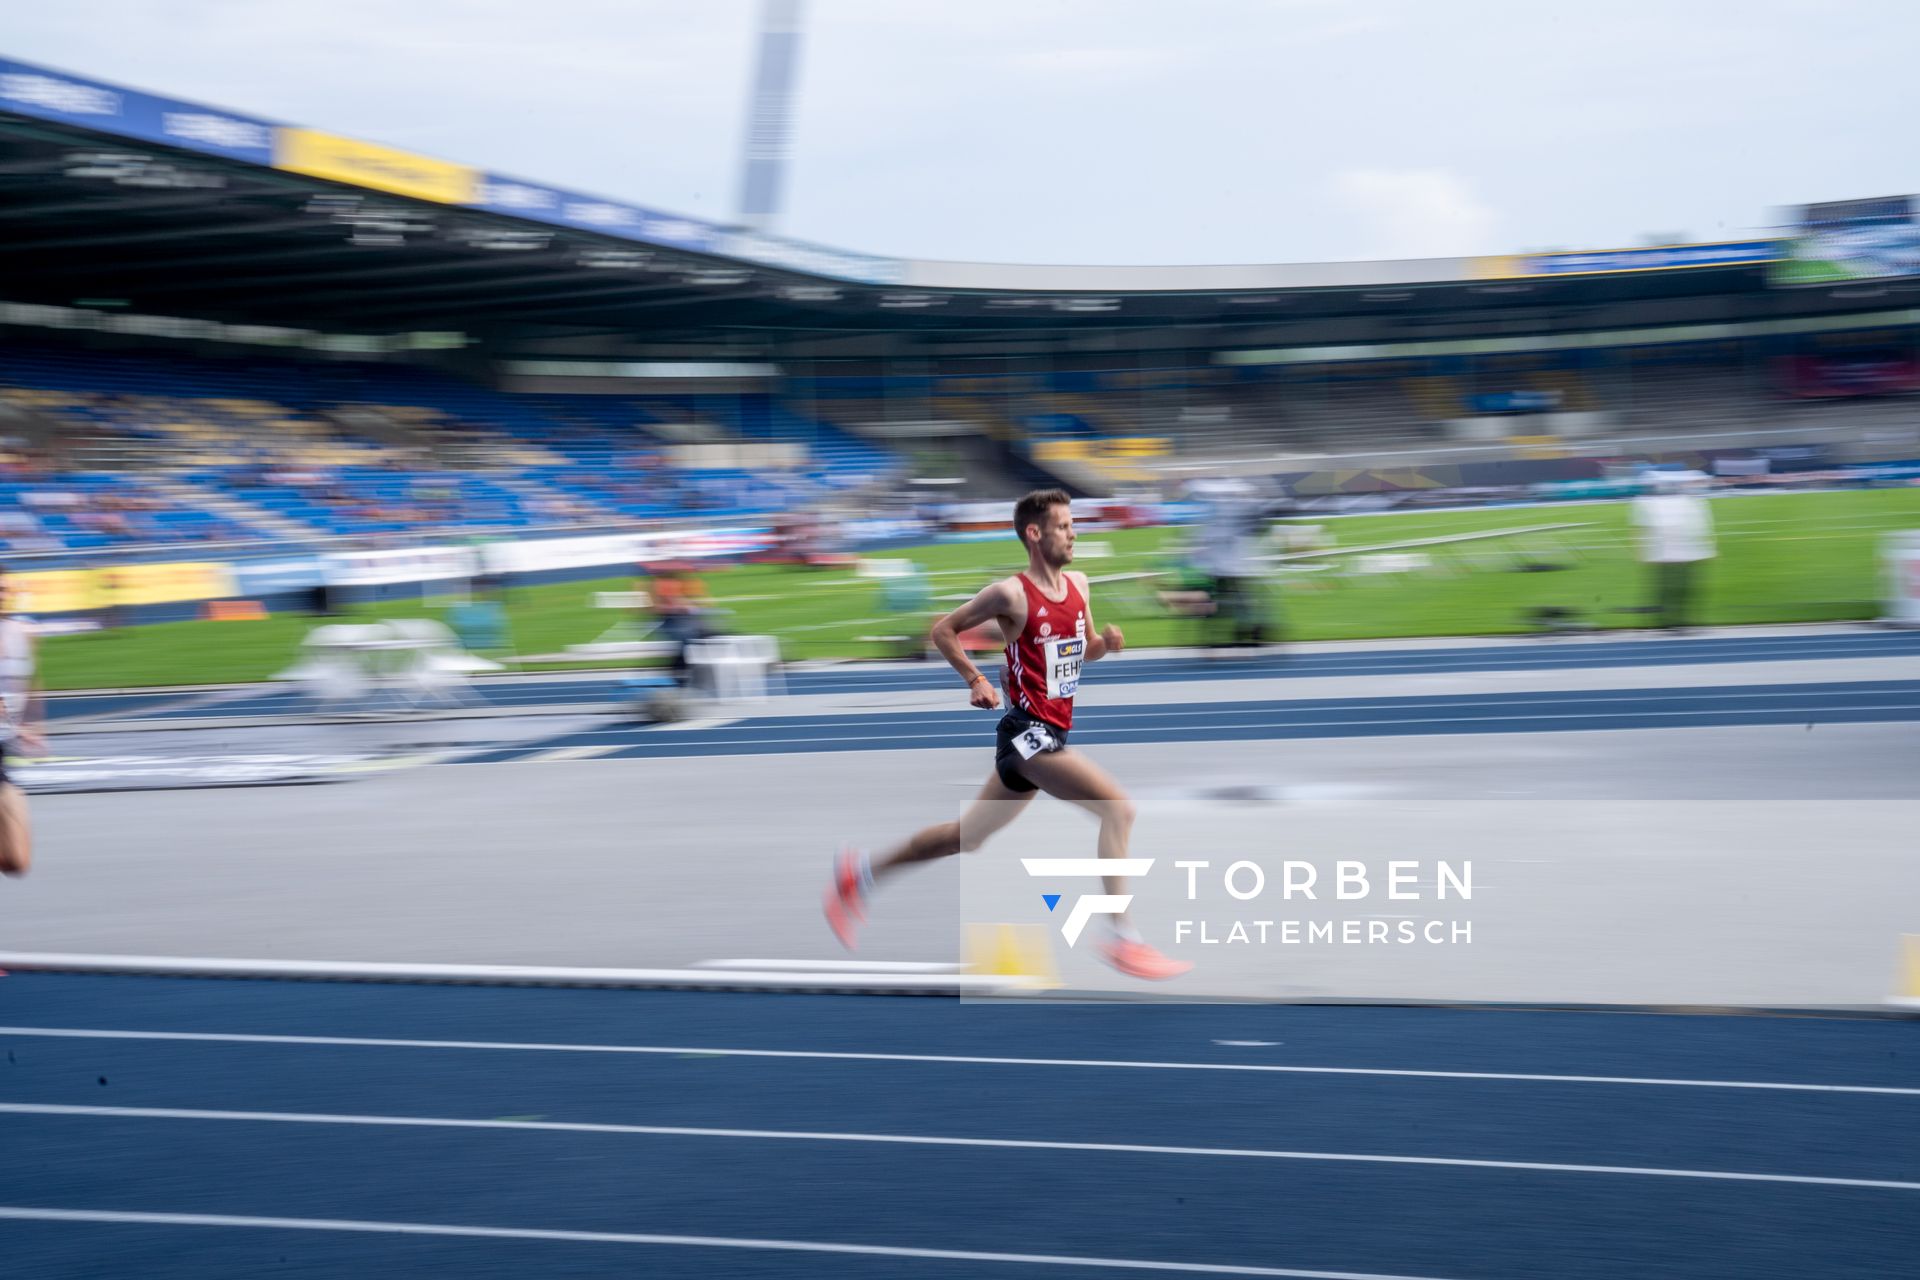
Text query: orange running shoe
823 846 867 950
1097 938 1194 981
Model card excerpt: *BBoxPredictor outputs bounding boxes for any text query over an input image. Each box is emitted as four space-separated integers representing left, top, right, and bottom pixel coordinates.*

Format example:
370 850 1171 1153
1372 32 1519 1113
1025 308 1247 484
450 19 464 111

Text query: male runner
0 569 43 877
824 489 1190 980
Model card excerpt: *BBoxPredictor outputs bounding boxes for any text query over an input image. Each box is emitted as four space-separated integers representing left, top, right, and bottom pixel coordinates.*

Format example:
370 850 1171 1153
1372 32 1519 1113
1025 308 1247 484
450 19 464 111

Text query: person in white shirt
1629 471 1716 631
0 569 44 876
1191 479 1285 648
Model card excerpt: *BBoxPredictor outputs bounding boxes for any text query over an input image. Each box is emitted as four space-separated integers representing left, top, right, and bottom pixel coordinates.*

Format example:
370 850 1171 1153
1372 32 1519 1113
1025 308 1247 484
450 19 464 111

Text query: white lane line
653 716 744 732
2 1103 1912 1191
468 702 1920 759
516 685 1920 737
775 664 1908 693
515 703 1920 752
524 745 620 763
869 684 1920 722
1 1027 1913 1096
774 616 896 634
0 1208 1452 1278
0 962 1013 992
777 639 1916 684
695 959 964 974
606 679 1920 729
85 641 1902 719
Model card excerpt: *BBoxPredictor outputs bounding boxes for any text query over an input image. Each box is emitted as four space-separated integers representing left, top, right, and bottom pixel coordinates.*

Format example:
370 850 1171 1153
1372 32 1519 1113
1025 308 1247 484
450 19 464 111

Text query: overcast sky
7 0 1913 266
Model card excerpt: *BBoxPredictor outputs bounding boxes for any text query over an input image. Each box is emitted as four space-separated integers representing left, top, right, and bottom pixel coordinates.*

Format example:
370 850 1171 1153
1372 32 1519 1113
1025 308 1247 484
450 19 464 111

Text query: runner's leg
827 772 1033 949
1017 747 1190 979
0 782 31 877
871 772 1034 885
1014 748 1136 898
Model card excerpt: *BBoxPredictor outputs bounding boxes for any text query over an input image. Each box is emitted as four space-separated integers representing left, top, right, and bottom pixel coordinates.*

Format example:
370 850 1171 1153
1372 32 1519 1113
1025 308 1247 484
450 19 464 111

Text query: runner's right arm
4 626 42 756
930 579 1018 710
16 645 43 756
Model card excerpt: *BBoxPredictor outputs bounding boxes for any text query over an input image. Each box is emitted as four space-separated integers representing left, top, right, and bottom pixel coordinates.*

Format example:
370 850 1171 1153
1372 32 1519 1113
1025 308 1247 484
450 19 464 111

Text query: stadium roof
0 54 1910 344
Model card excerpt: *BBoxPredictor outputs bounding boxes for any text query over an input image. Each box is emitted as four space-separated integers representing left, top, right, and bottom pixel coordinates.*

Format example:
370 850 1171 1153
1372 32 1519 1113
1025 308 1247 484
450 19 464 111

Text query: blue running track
452 678 1920 763
0 975 1914 1278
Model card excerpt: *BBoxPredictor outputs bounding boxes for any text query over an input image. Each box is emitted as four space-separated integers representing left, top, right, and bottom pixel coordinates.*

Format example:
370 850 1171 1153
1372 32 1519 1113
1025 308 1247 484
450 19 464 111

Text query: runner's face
1030 505 1075 567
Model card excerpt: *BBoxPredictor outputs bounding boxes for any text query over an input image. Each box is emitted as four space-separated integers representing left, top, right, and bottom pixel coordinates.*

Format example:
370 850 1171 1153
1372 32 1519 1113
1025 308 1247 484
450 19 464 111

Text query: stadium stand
0 344 905 551
3 325 1918 555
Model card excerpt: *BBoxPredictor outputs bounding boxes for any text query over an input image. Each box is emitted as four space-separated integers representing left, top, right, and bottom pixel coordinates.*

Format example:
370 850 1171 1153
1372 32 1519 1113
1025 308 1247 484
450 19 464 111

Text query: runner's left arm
1073 572 1124 662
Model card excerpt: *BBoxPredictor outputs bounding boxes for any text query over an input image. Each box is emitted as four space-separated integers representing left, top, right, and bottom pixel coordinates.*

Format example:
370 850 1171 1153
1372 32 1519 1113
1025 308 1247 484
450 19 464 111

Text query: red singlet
1001 572 1087 731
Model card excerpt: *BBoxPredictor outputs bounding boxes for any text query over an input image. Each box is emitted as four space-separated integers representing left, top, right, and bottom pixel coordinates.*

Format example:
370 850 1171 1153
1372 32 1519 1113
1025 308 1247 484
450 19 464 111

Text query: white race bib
1042 636 1084 700
1012 723 1059 760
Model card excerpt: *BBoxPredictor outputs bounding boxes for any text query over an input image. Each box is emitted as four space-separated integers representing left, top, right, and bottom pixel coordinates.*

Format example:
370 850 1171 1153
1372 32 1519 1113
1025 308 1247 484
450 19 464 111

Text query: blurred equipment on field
686 633 786 702
278 618 500 712
446 573 511 656
856 557 936 659
567 589 670 661
1885 531 1920 627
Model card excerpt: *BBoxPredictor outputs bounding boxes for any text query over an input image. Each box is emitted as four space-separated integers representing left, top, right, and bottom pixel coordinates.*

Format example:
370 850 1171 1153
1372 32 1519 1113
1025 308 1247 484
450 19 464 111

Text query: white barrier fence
1886 531 1920 627
320 526 775 589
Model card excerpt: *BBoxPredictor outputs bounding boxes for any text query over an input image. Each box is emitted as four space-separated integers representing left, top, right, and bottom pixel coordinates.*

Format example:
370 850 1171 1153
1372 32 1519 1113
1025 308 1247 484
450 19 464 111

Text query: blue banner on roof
470 174 720 254
722 228 905 285
471 171 903 283
1513 241 1779 276
0 54 902 284
0 56 275 165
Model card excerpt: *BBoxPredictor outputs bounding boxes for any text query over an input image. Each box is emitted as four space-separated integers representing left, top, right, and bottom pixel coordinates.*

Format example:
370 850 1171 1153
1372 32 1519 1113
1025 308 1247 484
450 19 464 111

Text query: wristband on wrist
967 673 989 689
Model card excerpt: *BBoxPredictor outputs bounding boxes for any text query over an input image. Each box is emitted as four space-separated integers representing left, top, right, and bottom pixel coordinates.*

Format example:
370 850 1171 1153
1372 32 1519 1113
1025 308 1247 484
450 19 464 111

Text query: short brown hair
1012 488 1071 547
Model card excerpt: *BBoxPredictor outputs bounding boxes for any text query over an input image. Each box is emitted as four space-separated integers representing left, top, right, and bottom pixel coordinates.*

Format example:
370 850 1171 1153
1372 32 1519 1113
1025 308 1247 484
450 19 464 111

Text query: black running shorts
993 710 1069 794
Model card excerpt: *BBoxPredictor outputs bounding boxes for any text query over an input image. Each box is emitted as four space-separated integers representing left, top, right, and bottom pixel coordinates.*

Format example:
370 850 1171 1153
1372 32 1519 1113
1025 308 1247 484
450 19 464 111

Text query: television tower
737 0 805 233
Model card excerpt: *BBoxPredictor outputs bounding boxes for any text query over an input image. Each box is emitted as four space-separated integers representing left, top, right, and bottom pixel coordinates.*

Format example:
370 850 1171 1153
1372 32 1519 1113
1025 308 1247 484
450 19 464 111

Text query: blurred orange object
203 599 267 621
960 624 1001 653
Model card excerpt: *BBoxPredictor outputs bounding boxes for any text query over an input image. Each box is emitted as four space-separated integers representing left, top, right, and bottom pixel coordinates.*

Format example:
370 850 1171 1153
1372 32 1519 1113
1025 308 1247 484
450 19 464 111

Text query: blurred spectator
645 563 713 681
1191 479 1285 648
1631 471 1716 631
